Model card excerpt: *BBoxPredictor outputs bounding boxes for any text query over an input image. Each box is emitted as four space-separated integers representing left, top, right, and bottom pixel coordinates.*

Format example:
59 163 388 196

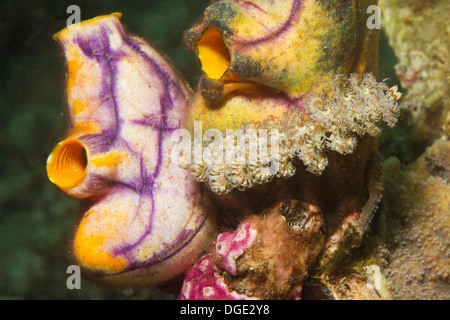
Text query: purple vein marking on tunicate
289 95 305 112
112 32 189 258
254 89 305 111
131 115 181 131
75 23 145 186
76 25 125 153
234 0 304 47
114 199 212 274
114 142 148 191
80 173 112 194
231 0 269 14
130 154 152 221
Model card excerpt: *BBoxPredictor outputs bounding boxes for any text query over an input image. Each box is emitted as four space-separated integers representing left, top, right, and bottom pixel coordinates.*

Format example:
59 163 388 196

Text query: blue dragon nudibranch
46 13 216 286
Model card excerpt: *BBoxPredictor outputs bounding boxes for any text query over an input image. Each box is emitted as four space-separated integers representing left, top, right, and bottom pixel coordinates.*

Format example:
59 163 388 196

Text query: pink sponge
179 201 324 300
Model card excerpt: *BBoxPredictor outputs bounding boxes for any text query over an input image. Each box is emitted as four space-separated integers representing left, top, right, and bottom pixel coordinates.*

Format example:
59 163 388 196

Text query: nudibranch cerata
182 0 400 196
46 13 216 286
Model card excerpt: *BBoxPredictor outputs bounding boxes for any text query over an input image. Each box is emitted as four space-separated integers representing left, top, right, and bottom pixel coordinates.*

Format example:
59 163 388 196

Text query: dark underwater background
0 0 400 299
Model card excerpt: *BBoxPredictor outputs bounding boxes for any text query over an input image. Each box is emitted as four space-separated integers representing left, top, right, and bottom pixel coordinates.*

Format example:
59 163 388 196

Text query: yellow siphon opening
197 28 231 80
47 138 87 190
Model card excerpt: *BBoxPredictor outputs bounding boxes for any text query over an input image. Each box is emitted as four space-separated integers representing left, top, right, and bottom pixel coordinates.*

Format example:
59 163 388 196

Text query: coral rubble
179 200 324 300
380 140 450 299
375 0 450 300
380 0 450 149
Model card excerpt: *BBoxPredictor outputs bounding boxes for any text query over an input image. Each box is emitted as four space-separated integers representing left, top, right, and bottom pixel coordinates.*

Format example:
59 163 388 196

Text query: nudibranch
185 74 400 194
182 0 400 196
46 13 216 286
